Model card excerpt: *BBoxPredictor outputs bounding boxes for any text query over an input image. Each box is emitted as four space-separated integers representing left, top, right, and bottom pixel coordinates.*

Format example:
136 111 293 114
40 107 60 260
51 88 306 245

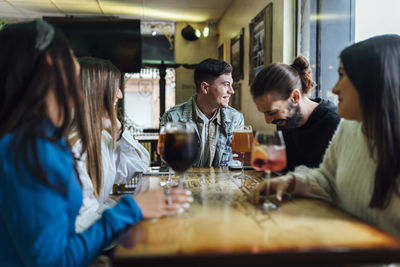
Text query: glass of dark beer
163 122 198 188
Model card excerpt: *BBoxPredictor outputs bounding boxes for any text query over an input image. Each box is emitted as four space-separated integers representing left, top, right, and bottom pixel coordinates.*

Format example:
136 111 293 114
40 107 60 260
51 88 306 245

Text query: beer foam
166 128 195 134
234 129 253 133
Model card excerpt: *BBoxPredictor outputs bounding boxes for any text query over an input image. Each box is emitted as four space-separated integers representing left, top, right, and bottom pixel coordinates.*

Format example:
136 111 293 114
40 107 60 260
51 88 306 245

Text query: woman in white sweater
72 57 191 232
252 34 400 238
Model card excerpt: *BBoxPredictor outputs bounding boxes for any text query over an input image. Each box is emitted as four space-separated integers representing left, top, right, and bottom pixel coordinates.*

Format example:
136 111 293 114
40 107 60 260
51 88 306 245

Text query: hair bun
290 55 316 94
291 55 310 73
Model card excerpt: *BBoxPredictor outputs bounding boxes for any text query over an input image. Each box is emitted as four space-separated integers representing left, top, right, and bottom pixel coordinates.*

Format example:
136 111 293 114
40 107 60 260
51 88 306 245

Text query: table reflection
114 168 400 266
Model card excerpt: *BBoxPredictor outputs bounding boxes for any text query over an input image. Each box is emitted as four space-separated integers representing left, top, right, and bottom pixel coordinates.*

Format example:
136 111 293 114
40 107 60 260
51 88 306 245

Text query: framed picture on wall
230 28 244 82
218 43 226 61
249 3 273 84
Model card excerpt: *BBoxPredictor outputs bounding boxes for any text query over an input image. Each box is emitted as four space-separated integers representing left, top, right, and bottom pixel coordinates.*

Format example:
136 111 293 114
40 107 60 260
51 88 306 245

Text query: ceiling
0 0 233 22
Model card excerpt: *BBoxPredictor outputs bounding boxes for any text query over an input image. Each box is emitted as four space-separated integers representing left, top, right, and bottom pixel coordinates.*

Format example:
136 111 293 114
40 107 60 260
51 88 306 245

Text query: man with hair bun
250 56 340 171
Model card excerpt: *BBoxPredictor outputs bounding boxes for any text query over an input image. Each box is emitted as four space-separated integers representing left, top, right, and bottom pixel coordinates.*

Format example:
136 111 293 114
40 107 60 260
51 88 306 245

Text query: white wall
355 0 400 42
174 22 219 104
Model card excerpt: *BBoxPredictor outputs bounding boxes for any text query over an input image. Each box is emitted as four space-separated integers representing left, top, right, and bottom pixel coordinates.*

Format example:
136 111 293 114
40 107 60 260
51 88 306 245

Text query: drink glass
157 126 166 156
163 122 199 189
251 130 287 211
231 125 253 178
158 126 177 187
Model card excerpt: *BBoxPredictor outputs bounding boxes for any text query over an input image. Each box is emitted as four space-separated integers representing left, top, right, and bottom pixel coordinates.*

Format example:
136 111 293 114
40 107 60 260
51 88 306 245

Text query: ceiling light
195 29 201 38
203 26 209 37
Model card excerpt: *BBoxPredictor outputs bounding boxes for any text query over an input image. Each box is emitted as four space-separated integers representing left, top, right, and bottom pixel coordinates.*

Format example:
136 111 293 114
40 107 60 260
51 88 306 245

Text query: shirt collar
193 97 221 125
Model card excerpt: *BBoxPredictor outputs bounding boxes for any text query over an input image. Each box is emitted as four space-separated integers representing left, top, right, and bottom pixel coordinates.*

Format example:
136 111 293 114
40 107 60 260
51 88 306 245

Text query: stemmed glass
231 125 253 178
163 122 199 189
251 130 287 211
158 126 177 187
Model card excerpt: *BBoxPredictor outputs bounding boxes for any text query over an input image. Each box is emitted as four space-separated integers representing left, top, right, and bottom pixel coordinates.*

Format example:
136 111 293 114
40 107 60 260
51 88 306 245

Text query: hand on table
133 188 193 219
251 174 295 204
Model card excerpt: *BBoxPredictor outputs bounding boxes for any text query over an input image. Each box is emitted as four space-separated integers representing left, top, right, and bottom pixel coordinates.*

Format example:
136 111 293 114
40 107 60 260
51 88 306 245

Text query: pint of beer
232 126 253 153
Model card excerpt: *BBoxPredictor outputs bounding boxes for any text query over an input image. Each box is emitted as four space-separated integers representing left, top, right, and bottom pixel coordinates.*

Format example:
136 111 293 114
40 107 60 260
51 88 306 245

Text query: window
297 0 355 103
122 20 176 130
124 68 175 129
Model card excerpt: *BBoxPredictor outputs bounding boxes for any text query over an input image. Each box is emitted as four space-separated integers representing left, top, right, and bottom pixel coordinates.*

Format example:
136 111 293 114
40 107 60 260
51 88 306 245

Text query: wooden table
112 168 400 266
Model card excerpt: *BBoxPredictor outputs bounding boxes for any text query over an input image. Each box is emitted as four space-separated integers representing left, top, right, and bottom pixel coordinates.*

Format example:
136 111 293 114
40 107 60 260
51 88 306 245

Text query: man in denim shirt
160 58 244 167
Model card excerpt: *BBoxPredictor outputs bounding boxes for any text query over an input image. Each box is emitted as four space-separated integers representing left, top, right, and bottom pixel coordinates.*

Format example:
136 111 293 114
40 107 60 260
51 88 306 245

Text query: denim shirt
160 94 244 167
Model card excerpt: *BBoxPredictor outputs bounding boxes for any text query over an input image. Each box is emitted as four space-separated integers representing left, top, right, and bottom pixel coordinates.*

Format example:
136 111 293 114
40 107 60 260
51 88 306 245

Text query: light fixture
195 29 201 38
151 25 157 36
181 24 200 41
203 25 209 37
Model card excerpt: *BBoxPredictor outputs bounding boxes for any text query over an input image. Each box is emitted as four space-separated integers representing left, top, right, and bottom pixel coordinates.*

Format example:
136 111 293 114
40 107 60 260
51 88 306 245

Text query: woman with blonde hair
72 57 190 232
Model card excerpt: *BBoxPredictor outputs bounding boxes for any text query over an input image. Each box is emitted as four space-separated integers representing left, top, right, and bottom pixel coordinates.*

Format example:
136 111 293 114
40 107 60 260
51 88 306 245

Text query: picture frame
218 42 226 61
230 28 244 82
249 3 273 84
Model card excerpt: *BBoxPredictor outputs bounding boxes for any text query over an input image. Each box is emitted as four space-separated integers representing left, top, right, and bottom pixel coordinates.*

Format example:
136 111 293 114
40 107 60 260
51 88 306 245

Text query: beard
273 102 302 129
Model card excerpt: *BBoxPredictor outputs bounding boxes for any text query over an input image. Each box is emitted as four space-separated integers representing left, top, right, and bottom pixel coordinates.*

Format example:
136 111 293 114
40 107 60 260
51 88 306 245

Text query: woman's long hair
0 20 88 188
73 57 121 197
340 34 400 208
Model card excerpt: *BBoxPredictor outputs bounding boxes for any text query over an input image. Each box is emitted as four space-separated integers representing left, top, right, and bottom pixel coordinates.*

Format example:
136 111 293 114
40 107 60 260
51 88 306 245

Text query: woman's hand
133 188 193 219
251 174 295 204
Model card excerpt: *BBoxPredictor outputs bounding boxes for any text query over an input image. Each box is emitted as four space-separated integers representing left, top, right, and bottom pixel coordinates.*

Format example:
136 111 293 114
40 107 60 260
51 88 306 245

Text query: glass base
262 202 279 211
159 179 178 187
232 173 251 179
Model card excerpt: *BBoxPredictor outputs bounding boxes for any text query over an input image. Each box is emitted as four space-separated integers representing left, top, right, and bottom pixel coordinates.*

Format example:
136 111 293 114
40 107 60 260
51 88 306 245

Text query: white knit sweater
292 119 400 238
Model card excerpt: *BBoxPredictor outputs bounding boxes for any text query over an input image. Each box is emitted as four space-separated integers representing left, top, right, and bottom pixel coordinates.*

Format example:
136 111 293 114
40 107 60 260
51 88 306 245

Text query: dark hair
76 56 121 197
194 58 232 92
0 19 88 188
250 55 316 99
340 34 400 209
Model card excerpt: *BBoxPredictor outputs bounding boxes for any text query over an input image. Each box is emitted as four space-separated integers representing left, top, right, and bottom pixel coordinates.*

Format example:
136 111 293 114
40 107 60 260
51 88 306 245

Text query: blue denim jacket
160 94 244 167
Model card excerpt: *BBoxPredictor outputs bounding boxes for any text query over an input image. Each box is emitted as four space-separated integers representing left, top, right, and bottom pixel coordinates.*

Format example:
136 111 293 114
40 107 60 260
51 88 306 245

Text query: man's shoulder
290 98 339 134
165 97 193 114
312 98 340 121
316 98 338 112
161 96 194 123
222 106 243 119
164 102 186 115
